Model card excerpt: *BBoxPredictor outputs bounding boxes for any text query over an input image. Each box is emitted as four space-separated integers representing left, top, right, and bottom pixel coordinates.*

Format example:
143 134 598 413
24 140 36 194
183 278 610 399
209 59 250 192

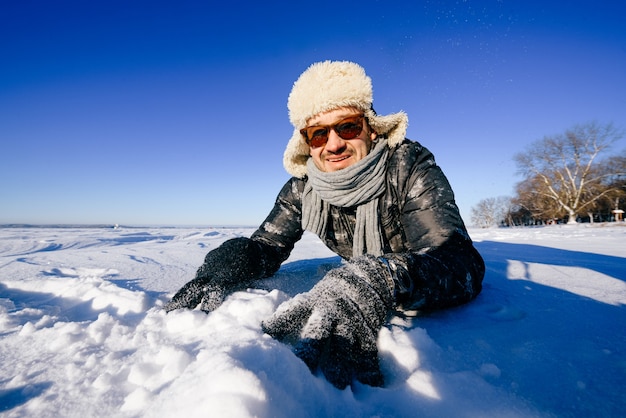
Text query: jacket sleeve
381 141 485 312
243 177 305 277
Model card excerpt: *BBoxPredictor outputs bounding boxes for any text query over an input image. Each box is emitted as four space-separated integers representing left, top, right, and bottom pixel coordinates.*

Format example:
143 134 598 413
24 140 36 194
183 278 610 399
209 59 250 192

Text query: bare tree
514 176 563 222
471 196 512 228
514 122 624 224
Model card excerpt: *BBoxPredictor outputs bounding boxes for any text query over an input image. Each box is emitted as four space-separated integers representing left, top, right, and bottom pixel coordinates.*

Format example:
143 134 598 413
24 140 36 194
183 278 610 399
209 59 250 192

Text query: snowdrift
1 224 625 417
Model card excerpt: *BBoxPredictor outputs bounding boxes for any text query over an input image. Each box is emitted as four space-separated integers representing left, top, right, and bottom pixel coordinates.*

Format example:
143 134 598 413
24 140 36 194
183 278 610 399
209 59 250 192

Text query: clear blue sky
2 0 625 226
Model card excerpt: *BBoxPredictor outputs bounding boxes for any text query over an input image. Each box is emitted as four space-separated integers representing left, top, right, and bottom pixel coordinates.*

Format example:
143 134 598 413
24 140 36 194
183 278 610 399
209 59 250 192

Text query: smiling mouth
326 155 351 163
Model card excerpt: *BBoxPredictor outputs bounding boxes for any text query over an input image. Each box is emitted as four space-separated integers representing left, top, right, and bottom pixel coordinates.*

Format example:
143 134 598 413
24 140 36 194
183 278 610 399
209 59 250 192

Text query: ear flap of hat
365 109 409 148
283 128 310 179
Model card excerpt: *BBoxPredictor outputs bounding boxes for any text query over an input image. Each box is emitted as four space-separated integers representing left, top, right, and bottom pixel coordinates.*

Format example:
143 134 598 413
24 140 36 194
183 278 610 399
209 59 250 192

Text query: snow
1 224 625 417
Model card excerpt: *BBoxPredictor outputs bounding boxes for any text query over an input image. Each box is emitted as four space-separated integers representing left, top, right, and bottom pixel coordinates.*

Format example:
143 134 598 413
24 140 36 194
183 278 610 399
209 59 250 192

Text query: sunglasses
300 114 365 148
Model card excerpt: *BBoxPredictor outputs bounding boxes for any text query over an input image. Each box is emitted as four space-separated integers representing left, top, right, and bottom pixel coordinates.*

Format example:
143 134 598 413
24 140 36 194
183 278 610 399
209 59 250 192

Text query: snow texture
0 224 625 417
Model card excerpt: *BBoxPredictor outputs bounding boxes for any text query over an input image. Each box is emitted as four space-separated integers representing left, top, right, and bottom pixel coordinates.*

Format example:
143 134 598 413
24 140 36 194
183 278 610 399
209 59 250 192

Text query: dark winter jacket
244 139 485 313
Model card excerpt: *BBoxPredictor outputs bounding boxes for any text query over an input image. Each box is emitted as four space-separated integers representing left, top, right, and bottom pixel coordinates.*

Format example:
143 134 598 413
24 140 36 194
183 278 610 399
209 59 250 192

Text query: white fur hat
283 60 409 178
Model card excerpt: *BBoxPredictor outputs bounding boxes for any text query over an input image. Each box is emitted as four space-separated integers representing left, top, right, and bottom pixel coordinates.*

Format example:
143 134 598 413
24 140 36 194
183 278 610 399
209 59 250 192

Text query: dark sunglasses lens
308 128 329 147
335 121 362 139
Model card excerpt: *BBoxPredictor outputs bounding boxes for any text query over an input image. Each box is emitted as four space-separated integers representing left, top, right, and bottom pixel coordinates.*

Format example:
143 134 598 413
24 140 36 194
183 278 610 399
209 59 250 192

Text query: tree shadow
475 240 626 283
407 240 626 417
0 382 53 412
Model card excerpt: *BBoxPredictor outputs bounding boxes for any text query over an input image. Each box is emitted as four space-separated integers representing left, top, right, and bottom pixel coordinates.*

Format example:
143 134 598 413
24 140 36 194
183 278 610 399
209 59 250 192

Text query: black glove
164 237 269 313
261 254 395 389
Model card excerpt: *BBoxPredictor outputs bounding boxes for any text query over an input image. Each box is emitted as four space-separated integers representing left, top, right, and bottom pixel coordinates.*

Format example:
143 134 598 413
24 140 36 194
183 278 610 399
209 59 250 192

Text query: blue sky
2 0 625 226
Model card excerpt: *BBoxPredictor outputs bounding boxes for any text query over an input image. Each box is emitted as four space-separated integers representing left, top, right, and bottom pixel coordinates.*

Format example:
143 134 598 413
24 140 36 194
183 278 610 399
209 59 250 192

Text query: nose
324 129 346 153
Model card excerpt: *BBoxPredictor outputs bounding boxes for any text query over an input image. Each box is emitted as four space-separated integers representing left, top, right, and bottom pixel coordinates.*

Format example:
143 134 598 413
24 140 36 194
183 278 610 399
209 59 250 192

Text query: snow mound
0 225 624 417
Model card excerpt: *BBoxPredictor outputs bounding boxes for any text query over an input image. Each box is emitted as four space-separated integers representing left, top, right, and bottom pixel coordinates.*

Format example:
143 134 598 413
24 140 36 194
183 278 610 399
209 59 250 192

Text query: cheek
309 150 324 166
311 157 326 171
360 141 373 156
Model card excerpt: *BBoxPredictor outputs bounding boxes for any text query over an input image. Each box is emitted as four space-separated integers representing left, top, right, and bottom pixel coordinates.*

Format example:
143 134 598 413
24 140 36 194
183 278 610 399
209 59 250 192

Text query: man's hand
261 255 394 389
164 275 228 313
164 238 266 313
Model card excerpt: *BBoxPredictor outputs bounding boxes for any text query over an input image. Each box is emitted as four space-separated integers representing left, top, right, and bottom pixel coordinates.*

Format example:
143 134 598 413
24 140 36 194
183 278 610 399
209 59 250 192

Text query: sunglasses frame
300 114 366 148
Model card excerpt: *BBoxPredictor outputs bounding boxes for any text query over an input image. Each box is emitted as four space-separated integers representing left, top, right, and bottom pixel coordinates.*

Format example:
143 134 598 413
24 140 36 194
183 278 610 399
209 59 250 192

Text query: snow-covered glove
261 254 395 389
164 238 267 313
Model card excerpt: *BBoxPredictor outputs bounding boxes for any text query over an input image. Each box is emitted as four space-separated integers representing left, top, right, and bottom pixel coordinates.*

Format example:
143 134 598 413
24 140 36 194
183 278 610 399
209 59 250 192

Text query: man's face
306 107 377 173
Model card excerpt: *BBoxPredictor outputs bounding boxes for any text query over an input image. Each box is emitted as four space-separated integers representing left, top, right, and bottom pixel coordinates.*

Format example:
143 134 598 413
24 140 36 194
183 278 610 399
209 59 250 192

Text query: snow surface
0 224 625 417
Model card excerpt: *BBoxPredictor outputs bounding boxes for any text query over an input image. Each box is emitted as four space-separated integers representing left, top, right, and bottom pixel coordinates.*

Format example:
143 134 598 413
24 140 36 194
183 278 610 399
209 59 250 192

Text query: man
164 61 485 390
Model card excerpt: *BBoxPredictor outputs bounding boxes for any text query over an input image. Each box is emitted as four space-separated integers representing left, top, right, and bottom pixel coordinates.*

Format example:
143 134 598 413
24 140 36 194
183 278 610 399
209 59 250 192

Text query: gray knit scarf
302 139 389 257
